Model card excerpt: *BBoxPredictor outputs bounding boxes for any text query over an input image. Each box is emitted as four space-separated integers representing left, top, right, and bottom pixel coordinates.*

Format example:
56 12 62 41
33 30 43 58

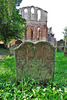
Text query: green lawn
55 52 67 87
0 52 67 100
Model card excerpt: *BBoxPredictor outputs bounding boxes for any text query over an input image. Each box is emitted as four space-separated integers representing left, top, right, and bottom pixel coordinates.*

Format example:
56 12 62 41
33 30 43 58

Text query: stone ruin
47 27 56 46
19 6 56 46
19 6 48 41
9 40 22 56
57 40 65 52
64 40 67 56
14 41 55 84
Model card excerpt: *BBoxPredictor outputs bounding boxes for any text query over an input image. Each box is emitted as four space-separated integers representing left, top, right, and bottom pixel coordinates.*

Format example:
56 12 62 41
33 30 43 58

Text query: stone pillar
33 27 37 40
34 8 37 21
19 8 22 15
41 28 43 40
21 8 24 18
44 12 47 22
45 25 48 40
27 26 31 40
41 25 47 41
28 7 31 20
42 27 45 40
41 10 43 21
25 31 27 40
41 10 47 22
32 27 37 40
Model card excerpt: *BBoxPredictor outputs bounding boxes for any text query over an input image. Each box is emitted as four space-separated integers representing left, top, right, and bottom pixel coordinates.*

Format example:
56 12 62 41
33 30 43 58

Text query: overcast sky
18 0 67 41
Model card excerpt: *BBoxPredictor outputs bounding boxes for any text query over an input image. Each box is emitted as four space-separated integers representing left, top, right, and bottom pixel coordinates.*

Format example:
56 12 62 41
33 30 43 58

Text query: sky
18 0 67 41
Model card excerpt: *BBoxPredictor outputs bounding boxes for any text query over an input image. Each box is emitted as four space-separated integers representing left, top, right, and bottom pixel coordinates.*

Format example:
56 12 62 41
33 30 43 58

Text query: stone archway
37 27 41 40
31 29 33 40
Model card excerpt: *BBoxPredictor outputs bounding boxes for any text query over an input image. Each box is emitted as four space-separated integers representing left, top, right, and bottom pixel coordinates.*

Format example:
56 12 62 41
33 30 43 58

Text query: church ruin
19 6 56 46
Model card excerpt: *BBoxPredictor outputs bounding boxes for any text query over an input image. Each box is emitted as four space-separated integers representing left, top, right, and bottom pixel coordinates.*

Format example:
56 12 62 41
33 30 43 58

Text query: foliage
63 26 67 40
0 52 67 99
16 0 22 6
0 0 27 47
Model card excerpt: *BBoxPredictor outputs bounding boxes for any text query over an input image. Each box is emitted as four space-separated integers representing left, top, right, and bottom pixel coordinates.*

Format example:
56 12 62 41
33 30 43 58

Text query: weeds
0 52 67 99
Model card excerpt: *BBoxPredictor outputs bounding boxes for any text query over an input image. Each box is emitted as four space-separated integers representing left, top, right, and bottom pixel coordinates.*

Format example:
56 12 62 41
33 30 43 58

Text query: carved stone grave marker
14 41 55 84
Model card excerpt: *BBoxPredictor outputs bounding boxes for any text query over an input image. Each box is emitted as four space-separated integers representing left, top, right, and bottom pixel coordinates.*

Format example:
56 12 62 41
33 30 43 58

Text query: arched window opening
37 10 41 21
31 7 34 14
31 29 33 40
24 8 28 13
31 7 34 20
24 8 28 19
37 27 40 40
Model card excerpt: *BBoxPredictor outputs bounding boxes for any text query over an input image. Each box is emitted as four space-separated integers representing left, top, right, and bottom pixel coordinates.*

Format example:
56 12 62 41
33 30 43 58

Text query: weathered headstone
14 41 55 84
64 41 67 56
57 40 65 52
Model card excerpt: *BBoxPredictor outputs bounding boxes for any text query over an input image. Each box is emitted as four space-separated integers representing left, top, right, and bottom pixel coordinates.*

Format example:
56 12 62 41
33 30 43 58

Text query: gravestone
64 41 67 56
57 40 65 52
14 41 55 84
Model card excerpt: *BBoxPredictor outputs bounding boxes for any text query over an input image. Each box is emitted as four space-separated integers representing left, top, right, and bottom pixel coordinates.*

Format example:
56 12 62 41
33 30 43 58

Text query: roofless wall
19 6 48 22
19 6 48 41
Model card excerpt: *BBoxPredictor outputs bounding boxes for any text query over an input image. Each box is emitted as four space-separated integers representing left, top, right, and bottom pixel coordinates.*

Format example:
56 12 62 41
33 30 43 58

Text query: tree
63 26 67 40
0 0 26 48
16 0 22 6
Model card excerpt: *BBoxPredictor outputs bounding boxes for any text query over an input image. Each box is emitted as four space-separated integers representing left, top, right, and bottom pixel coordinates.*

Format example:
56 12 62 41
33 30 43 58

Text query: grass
0 51 67 100
54 52 67 87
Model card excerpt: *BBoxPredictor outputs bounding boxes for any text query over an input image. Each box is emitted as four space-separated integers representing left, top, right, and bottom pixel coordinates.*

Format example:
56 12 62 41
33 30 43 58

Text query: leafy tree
0 0 26 48
63 26 67 40
16 0 22 6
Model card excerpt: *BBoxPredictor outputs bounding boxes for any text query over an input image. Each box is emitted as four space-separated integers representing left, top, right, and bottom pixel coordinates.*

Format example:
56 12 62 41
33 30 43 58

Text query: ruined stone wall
19 6 48 41
64 40 67 56
19 6 47 22
57 40 65 52
14 41 55 84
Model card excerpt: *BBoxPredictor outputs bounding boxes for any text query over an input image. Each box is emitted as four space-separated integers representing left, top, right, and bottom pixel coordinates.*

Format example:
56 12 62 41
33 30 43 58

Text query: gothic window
37 27 41 40
24 8 28 20
31 29 33 40
31 7 34 20
37 10 41 21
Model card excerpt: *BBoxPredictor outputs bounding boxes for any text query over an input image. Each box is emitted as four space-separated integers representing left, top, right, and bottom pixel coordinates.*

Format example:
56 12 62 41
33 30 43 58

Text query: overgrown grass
0 52 67 100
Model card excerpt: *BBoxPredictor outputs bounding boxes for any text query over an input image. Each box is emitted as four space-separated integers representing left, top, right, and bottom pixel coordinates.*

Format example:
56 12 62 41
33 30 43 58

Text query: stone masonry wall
57 40 65 52
14 41 55 84
64 40 67 56
19 6 48 41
